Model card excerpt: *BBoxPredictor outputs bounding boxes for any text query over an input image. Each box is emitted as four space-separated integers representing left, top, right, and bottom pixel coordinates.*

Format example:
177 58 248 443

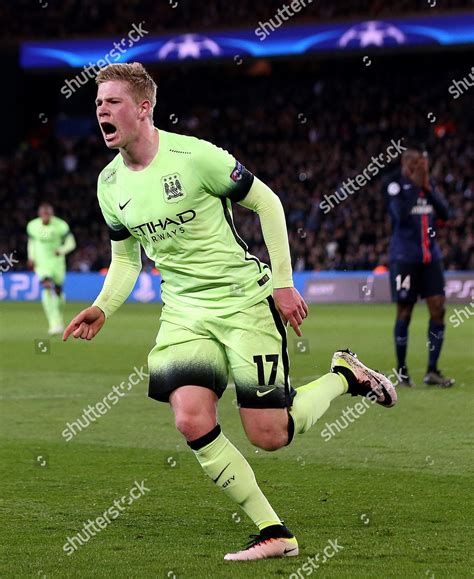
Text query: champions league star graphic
157 34 222 60
339 21 406 48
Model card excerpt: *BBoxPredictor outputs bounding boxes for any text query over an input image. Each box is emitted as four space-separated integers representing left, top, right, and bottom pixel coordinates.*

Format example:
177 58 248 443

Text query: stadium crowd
2 0 471 40
1 57 472 273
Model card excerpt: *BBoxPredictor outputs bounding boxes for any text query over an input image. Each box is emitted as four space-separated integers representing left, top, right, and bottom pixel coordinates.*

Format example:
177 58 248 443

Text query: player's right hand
27 260 34 270
273 287 308 337
63 306 106 341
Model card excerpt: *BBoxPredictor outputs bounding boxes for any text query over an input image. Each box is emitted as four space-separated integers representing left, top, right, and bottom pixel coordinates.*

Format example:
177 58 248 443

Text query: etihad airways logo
130 209 196 240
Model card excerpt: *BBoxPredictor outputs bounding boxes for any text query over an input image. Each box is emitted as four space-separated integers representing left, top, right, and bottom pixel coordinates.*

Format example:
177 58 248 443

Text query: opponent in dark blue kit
384 144 455 388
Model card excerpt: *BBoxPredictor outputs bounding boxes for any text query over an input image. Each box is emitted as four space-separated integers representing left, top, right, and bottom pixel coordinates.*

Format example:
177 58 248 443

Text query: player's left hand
273 287 308 337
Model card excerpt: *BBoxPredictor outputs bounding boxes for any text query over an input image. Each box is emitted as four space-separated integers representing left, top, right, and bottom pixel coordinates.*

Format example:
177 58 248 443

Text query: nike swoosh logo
284 547 297 554
256 388 276 398
119 199 131 210
212 462 231 484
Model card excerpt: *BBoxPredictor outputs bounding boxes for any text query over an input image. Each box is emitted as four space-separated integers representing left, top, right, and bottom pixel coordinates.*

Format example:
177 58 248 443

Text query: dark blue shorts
390 260 445 303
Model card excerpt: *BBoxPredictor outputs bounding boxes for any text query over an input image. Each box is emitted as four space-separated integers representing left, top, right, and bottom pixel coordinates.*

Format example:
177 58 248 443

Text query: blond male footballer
63 63 397 561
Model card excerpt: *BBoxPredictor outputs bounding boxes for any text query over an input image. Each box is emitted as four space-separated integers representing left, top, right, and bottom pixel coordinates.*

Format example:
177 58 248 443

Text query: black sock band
286 412 295 445
261 524 293 539
333 366 357 395
187 424 221 451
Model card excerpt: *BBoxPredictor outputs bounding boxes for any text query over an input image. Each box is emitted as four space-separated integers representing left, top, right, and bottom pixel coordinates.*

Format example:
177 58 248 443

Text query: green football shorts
35 262 66 287
148 296 296 408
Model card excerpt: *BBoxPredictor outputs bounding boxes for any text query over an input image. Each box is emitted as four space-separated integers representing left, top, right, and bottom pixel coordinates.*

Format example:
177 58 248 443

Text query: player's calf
240 408 289 451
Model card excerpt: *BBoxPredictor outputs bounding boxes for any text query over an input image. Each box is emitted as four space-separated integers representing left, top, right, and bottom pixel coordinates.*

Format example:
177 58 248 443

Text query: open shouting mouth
100 122 118 143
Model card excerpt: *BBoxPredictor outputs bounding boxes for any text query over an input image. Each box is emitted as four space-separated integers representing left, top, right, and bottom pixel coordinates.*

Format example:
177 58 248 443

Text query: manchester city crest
162 173 186 203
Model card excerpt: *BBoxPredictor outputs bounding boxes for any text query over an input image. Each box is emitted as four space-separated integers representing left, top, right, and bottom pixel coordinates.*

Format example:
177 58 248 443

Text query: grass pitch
0 301 472 578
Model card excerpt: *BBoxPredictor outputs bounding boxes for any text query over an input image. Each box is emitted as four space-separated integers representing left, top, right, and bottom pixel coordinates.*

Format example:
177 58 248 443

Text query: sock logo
222 475 235 489
212 462 231 484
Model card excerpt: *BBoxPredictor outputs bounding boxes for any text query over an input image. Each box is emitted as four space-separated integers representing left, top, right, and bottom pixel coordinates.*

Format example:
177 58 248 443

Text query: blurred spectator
0 0 471 40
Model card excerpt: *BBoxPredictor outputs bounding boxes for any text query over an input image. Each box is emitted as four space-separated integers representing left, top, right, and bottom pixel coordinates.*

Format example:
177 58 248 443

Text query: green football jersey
26 216 71 268
97 129 273 319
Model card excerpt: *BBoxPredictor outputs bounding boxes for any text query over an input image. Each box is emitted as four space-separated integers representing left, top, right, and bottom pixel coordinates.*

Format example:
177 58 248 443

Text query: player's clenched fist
273 287 308 337
63 306 106 341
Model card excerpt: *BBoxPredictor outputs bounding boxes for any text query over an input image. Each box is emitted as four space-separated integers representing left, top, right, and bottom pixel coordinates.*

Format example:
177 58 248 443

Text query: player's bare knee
174 412 214 441
170 385 217 440
173 406 217 441
428 298 445 323
397 304 413 324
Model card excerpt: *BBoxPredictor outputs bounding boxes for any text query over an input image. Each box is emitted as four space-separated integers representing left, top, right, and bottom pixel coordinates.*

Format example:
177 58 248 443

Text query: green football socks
188 374 347 530
289 372 347 435
189 425 281 530
41 288 63 330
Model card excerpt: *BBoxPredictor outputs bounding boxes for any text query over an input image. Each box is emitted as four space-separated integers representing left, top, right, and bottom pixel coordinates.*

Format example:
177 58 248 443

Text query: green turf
0 301 472 578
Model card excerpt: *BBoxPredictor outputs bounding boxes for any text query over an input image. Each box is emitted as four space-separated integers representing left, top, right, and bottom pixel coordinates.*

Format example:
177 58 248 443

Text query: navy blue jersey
384 172 450 263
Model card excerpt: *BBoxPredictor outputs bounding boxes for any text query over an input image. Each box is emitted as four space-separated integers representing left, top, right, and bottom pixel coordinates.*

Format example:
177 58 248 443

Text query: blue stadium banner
0 272 162 303
1 271 473 304
20 13 474 69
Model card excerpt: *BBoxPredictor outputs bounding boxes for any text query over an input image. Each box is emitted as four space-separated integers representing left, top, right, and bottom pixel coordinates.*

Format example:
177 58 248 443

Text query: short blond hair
96 62 157 117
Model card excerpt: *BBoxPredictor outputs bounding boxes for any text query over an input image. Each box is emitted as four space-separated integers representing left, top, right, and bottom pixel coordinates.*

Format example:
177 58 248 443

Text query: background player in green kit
27 203 76 335
63 63 397 561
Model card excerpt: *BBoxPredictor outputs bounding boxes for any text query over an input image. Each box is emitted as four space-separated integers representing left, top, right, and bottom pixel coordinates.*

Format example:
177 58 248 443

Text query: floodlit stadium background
0 1 472 302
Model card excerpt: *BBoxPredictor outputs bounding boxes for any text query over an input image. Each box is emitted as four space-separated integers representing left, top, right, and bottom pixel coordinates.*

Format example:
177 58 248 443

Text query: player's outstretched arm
238 177 308 336
63 237 142 342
